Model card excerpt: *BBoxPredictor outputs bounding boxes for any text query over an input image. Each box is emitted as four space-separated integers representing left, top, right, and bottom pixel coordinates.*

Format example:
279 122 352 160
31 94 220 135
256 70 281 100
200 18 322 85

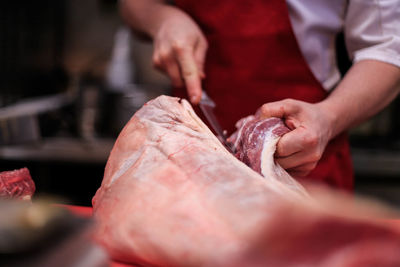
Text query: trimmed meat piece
228 115 300 191
0 168 35 200
229 115 290 173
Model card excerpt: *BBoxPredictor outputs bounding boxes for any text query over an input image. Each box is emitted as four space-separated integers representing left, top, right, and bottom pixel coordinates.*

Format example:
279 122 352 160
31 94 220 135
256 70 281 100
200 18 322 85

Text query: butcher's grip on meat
228 115 304 192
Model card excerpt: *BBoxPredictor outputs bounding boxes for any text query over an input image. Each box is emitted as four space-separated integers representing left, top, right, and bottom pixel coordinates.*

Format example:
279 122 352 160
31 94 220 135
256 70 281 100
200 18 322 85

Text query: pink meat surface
228 114 300 190
228 115 290 173
0 167 35 200
92 95 400 266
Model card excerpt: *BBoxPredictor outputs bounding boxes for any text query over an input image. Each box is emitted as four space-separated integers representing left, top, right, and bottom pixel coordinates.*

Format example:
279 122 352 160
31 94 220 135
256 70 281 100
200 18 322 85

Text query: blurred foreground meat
93 95 400 266
0 168 35 200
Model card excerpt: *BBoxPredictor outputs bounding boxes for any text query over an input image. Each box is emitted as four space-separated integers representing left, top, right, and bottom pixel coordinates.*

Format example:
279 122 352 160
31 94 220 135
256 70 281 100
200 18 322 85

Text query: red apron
173 0 354 190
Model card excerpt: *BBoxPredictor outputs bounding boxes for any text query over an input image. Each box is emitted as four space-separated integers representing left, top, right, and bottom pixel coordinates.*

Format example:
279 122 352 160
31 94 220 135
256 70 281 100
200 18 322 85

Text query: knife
198 91 235 153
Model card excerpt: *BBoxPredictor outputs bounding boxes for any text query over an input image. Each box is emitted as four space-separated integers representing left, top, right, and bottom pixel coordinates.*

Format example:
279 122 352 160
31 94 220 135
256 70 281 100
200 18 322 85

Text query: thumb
260 99 299 119
275 127 306 157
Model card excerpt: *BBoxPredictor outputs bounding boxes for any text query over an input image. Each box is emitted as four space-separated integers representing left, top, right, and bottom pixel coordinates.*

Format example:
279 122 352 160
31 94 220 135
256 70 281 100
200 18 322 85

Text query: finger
194 38 208 78
287 162 317 174
275 145 321 170
153 47 170 73
175 46 202 104
287 162 318 177
288 170 311 177
163 57 184 88
153 47 184 87
152 52 162 70
275 127 309 157
260 99 300 119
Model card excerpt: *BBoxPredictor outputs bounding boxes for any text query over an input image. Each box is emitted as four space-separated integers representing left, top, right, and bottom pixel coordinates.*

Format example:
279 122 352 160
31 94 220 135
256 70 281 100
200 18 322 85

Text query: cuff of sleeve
354 50 400 69
322 70 341 91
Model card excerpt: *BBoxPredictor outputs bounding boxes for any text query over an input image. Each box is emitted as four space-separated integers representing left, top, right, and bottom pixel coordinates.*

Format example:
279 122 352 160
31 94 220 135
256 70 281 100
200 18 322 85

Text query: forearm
120 0 182 38
318 60 400 139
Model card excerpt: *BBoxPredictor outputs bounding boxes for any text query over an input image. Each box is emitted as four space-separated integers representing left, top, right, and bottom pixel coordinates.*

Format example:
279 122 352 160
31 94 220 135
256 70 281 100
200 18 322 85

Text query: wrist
316 100 341 140
121 0 182 39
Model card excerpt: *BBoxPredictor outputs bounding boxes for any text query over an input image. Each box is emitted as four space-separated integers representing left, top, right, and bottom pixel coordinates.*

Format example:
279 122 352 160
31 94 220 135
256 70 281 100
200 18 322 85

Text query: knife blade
198 91 235 153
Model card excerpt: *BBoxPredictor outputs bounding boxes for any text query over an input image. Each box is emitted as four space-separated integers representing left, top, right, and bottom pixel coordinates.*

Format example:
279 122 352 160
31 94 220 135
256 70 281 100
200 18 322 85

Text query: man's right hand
121 0 208 104
152 10 208 104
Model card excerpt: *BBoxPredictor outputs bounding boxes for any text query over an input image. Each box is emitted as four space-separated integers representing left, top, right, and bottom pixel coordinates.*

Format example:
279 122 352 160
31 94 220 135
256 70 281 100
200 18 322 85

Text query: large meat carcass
92 95 400 266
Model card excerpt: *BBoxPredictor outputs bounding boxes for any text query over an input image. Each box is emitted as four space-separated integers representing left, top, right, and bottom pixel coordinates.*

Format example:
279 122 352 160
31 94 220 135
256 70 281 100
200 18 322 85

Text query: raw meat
224 191 400 267
228 115 290 172
92 95 306 265
92 95 400 266
0 168 35 200
228 114 299 189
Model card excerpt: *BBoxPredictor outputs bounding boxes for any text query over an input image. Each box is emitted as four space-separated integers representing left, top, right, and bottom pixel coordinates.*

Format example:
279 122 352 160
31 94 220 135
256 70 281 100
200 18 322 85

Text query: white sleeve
345 0 400 68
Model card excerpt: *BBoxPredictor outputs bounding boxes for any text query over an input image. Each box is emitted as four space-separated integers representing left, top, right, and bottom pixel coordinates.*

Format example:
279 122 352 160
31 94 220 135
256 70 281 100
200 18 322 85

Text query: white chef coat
287 0 400 90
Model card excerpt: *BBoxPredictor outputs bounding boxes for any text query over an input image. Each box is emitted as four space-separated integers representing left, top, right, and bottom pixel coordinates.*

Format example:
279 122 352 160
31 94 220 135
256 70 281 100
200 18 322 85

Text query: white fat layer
260 124 280 178
109 150 142 186
260 124 307 194
107 97 229 187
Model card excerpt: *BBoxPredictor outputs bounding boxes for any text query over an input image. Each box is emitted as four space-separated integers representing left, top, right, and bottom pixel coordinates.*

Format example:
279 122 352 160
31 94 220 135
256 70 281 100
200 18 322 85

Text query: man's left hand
260 99 334 177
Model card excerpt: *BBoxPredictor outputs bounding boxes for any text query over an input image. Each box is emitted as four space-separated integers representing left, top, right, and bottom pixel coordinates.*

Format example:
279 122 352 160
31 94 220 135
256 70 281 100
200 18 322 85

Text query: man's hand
152 12 207 104
259 60 400 177
261 99 335 177
120 0 207 104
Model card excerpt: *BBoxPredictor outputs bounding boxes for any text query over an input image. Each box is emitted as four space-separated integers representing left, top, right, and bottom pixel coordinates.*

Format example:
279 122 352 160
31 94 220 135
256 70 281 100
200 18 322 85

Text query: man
120 0 400 190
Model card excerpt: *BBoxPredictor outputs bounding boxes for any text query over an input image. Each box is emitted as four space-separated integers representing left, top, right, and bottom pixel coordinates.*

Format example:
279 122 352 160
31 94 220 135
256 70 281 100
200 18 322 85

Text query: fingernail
191 95 199 104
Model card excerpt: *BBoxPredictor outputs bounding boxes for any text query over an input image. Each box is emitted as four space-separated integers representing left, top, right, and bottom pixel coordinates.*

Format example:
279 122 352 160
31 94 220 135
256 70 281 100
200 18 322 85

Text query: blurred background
1 0 400 207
